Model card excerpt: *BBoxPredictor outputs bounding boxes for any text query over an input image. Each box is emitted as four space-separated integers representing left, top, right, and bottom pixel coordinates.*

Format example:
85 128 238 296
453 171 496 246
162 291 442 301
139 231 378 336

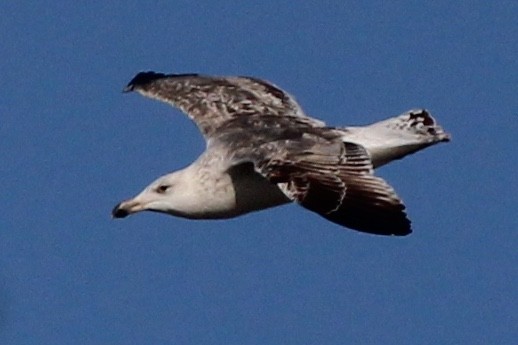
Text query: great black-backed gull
112 72 450 236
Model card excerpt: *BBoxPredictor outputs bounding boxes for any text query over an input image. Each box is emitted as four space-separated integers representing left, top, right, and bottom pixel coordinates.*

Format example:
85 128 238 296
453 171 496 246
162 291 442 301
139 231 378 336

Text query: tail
342 109 450 168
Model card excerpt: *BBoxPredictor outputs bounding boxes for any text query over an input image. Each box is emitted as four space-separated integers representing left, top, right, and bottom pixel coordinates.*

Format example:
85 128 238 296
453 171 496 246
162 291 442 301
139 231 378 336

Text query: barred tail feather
343 109 450 168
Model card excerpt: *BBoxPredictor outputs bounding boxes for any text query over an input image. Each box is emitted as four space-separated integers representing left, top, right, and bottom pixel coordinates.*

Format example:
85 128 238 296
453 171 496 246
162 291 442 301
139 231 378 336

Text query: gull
112 72 450 236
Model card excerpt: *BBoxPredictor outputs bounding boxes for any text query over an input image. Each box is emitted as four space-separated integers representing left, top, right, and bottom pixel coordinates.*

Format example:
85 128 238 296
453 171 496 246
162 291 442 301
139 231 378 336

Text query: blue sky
1 1 516 344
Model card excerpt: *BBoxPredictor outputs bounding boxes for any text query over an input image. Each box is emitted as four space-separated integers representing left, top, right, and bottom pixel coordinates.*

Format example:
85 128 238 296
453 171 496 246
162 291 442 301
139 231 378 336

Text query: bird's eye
156 185 170 194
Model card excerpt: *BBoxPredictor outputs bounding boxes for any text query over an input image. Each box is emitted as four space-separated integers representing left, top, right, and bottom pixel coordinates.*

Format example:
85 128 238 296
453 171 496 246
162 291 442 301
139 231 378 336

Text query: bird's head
112 171 194 219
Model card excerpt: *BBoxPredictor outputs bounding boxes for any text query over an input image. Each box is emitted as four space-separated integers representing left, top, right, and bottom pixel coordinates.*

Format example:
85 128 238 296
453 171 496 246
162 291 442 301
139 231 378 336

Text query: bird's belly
222 164 290 217
232 177 290 215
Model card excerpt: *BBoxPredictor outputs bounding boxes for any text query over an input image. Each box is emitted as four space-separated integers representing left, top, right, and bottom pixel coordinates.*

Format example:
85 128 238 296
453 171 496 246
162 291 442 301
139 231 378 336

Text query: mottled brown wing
256 140 411 236
123 71 325 139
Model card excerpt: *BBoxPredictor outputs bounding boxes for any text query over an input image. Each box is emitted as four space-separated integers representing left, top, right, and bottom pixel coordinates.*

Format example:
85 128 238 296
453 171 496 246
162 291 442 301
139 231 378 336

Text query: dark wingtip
122 71 201 93
394 225 412 236
123 71 166 93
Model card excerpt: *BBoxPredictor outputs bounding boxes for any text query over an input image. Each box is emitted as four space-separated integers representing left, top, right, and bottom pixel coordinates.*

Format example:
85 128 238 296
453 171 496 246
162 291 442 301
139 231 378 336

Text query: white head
112 169 202 219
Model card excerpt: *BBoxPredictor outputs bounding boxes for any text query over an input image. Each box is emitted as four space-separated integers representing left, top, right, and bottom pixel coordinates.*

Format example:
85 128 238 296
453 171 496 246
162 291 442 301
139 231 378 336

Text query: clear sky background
1 1 516 344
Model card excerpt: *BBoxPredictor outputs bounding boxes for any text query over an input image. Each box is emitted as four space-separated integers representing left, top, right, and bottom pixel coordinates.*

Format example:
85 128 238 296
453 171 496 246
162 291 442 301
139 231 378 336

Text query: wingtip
393 225 412 236
122 71 203 93
122 71 166 93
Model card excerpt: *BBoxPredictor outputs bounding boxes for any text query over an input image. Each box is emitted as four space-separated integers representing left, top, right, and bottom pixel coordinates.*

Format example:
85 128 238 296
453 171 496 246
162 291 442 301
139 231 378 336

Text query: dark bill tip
112 203 129 218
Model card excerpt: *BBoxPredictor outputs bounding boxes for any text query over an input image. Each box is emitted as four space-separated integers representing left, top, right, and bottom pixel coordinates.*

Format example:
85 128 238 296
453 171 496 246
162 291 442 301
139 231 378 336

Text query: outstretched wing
123 71 325 139
232 132 411 236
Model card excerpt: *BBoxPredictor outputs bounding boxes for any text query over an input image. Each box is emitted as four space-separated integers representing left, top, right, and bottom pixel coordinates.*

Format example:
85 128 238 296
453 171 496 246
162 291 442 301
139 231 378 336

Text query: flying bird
112 72 450 236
